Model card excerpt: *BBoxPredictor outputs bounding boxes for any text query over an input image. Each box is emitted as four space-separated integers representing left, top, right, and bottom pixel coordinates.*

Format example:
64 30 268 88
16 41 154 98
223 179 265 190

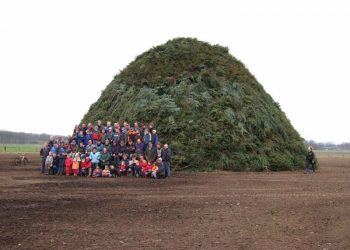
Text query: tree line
305 140 350 151
0 130 66 144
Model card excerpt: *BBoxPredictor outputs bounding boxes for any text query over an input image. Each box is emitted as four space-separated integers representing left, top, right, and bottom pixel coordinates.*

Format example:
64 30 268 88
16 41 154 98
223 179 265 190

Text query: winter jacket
100 152 111 166
151 133 158 146
119 133 128 145
306 151 315 163
84 133 92 146
70 144 77 153
126 144 136 155
112 133 121 144
143 134 151 145
72 155 81 170
76 134 85 146
65 158 73 167
85 144 95 153
40 146 50 158
45 155 53 165
110 145 118 156
145 146 157 163
50 146 57 154
91 132 102 142
151 164 158 173
78 146 86 155
135 142 145 154
117 145 127 155
52 156 59 167
161 148 172 162
96 143 104 152
81 160 92 169
120 163 126 172
58 147 67 159
90 151 101 164
93 168 102 177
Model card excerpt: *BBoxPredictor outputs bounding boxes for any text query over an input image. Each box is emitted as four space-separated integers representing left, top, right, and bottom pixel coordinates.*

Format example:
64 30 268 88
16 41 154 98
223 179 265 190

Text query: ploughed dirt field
1 153 350 250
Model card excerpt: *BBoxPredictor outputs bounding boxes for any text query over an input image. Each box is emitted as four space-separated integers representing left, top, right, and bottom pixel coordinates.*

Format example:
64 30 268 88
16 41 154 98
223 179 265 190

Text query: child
139 155 148 177
151 162 159 179
134 160 141 177
90 147 100 176
65 154 73 176
93 166 102 177
81 157 92 176
102 166 111 177
121 153 129 170
144 161 153 178
119 160 127 176
72 153 81 177
129 155 139 176
49 153 59 175
109 164 117 177
45 152 53 173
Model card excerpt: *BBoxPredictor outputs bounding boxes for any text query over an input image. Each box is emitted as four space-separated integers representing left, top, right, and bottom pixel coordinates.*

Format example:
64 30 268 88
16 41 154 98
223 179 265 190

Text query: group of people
39 121 172 179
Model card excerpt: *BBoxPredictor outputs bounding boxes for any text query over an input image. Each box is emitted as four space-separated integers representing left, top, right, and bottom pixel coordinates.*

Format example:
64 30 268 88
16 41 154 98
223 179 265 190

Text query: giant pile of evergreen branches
82 38 306 171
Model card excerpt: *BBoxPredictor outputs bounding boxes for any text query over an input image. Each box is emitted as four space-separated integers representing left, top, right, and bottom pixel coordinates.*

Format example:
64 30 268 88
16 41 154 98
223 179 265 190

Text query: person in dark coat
161 144 172 177
145 143 157 163
305 146 316 174
39 143 50 174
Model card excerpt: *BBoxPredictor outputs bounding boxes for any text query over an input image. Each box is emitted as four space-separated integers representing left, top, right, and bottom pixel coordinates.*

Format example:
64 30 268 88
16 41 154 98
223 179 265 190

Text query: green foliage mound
82 38 306 171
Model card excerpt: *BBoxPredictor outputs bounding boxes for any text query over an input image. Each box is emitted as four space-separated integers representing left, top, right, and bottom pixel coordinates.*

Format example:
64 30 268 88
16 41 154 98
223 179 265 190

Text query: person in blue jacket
76 131 85 146
56 142 67 175
84 130 92 146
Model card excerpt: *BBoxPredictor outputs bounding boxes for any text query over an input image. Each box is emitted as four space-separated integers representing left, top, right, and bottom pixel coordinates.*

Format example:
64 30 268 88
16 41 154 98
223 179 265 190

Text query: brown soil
0 153 350 249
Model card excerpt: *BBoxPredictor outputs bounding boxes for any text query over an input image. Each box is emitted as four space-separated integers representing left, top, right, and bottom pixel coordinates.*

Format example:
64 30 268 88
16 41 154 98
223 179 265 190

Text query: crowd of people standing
39 121 172 179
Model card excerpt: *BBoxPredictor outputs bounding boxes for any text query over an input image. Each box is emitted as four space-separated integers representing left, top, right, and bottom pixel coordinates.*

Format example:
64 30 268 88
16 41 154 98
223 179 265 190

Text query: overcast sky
0 0 349 143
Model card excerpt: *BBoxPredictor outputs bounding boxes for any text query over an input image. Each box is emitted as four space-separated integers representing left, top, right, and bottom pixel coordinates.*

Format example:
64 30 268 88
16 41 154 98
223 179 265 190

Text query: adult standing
305 146 316 174
57 142 67 175
161 144 172 178
39 143 50 174
48 136 55 148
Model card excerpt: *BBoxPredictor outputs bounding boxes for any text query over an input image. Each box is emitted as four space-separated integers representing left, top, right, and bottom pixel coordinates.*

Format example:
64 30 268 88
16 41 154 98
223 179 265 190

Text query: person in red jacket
139 155 148 177
91 126 102 145
65 154 73 176
119 161 127 176
81 157 92 176
144 161 153 178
